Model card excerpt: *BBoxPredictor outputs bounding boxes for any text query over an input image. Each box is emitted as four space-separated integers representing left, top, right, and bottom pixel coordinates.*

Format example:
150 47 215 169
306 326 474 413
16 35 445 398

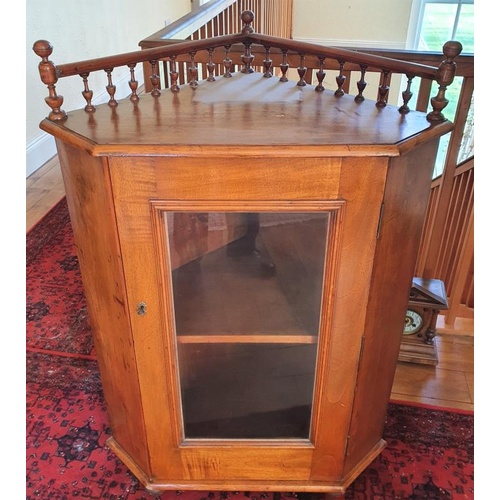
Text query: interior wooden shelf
176 334 319 344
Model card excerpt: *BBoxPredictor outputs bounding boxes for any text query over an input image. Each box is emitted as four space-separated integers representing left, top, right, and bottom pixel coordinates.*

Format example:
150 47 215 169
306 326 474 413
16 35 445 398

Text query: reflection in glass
178 343 317 439
164 211 329 439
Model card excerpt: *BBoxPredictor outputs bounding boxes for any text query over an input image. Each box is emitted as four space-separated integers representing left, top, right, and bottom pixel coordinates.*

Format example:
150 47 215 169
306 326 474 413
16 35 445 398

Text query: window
411 0 474 53
407 0 474 178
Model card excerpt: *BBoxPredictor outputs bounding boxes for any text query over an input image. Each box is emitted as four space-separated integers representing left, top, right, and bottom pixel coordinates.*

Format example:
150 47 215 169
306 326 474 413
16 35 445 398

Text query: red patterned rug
26 199 474 499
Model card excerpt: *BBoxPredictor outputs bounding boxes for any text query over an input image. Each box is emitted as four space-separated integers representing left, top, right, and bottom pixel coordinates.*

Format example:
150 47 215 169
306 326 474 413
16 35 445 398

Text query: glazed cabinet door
108 155 387 488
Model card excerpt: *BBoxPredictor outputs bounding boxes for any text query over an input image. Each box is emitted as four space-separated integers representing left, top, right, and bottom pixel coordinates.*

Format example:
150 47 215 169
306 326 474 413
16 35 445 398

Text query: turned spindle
32 40 67 121
128 64 139 103
149 60 161 96
427 40 463 122
241 41 255 74
80 73 95 112
207 48 216 82
335 60 346 97
355 64 367 102
399 75 414 114
189 52 199 87
315 57 326 92
279 49 289 82
223 45 233 78
263 46 273 78
376 70 391 108
105 68 118 107
297 54 307 87
169 56 180 92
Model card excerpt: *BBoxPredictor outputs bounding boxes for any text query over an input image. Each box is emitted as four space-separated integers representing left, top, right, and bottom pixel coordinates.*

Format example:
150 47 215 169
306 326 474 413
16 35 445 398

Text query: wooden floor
26 155 67 232
27 158 474 412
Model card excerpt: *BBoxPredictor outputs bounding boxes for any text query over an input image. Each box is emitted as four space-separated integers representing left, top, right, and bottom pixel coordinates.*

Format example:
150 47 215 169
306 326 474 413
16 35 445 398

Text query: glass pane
455 4 474 53
164 211 330 439
178 343 317 439
418 3 458 51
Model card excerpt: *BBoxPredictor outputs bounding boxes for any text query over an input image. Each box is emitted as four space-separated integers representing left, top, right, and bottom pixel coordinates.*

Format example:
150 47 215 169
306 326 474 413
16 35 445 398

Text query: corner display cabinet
33 12 462 496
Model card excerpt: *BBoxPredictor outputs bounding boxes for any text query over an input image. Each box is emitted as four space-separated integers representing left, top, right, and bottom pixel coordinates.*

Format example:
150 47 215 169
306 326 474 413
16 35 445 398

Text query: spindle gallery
33 11 461 496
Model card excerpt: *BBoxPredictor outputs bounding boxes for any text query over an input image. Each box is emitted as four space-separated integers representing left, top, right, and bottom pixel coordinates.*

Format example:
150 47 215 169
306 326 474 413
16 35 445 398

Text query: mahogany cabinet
35 25 457 495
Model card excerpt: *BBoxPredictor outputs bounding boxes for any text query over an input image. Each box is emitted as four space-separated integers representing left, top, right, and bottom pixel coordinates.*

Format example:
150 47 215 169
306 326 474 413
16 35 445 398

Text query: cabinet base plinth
398 336 438 365
107 437 386 495
144 489 164 497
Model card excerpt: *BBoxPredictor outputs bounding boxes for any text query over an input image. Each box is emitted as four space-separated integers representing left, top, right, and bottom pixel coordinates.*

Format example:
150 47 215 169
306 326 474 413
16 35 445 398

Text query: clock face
403 309 424 335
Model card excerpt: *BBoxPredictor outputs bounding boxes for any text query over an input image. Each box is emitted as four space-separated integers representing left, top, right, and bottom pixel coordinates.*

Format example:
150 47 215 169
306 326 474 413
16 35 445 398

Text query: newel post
33 40 67 121
427 40 463 123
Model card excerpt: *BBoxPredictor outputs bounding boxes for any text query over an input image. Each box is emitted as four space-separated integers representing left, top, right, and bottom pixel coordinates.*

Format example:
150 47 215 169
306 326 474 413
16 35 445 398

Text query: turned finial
241 10 254 34
442 40 463 60
427 40 463 122
33 39 53 60
33 40 67 121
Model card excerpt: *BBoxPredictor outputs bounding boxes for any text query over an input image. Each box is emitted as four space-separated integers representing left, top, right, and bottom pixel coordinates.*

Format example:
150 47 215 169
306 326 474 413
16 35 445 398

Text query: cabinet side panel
310 156 388 481
343 139 440 476
55 141 151 475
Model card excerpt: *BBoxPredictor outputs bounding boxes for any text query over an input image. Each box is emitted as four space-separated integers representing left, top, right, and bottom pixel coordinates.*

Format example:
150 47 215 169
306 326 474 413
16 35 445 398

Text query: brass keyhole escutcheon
137 302 147 316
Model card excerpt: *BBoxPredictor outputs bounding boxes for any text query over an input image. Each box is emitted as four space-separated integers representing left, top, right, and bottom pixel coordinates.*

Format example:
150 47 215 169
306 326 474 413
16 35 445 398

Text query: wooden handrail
338 47 474 78
246 33 440 79
40 32 443 82
45 34 243 78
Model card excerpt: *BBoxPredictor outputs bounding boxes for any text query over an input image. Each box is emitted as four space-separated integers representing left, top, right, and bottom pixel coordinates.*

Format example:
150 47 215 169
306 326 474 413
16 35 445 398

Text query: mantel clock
399 277 449 365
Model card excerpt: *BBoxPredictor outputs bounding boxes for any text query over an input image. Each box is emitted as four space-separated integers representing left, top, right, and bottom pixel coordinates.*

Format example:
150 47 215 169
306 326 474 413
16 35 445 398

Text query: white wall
26 0 191 176
292 0 413 48
291 0 414 105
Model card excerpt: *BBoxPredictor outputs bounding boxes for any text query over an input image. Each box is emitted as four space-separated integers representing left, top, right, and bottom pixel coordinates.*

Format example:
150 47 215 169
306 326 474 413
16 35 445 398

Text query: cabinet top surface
41 72 452 157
